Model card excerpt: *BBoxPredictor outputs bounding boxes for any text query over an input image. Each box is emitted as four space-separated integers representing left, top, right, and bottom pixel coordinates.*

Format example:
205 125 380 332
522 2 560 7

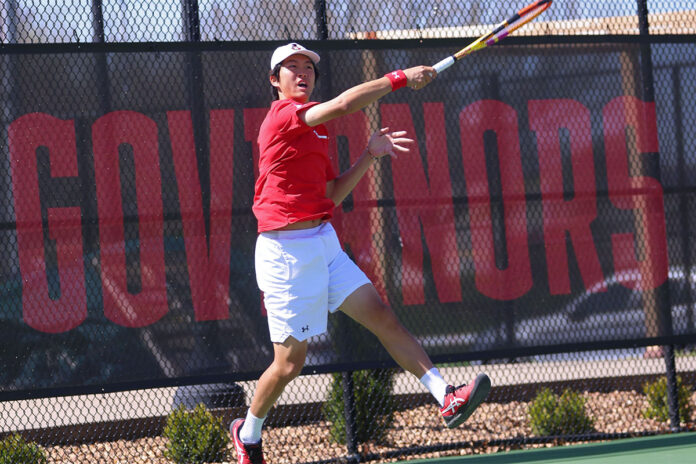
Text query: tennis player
230 43 491 464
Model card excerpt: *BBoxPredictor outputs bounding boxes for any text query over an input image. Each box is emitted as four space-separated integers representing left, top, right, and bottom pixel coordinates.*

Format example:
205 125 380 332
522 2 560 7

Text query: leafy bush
0 434 47 464
163 403 230 464
642 376 693 423
323 369 396 445
528 388 594 436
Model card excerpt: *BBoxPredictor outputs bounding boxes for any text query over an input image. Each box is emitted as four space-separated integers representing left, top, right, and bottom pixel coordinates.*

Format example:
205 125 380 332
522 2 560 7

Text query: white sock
419 367 449 407
239 411 266 444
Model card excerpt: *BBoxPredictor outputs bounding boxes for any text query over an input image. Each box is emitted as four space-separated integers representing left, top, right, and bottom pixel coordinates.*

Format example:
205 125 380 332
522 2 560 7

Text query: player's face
274 54 316 102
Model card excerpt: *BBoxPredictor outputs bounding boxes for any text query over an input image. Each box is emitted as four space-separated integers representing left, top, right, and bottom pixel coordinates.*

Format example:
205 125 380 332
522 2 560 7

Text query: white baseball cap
270 43 320 70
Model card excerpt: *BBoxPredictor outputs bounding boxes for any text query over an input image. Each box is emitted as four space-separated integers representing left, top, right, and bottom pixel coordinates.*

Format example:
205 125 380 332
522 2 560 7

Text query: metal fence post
315 0 333 104
481 72 517 359
91 0 111 111
2 0 18 119
181 0 211 226
315 0 329 41
87 0 111 256
672 66 694 334
636 0 680 430
342 371 360 463
662 345 681 430
183 0 201 42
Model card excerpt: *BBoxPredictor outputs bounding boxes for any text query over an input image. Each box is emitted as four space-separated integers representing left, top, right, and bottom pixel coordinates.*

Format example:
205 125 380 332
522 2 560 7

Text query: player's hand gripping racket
433 0 553 74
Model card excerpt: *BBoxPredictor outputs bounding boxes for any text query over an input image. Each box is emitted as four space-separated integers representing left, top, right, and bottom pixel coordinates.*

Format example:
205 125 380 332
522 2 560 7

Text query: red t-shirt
253 99 338 232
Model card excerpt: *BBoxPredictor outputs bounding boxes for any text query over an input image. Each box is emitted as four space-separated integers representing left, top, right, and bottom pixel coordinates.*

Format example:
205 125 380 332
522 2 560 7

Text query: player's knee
272 353 305 380
277 360 304 380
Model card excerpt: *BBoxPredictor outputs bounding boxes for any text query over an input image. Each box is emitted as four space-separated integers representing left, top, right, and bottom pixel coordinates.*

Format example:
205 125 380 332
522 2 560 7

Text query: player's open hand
404 65 437 90
367 127 414 160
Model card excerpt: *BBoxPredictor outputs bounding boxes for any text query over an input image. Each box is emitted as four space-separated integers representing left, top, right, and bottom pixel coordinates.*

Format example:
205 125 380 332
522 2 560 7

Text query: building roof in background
348 10 696 40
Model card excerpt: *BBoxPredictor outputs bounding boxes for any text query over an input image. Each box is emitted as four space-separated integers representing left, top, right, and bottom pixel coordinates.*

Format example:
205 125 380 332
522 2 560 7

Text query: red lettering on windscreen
5 95 672 333
384 103 462 305
604 96 668 290
92 111 168 327
244 108 268 180
460 100 532 300
244 107 269 315
168 109 236 321
9 113 87 333
529 99 604 295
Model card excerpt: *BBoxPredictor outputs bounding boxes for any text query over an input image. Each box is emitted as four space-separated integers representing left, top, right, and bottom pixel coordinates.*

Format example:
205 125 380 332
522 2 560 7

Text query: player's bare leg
339 283 490 429
251 337 308 418
231 337 307 464
338 283 433 378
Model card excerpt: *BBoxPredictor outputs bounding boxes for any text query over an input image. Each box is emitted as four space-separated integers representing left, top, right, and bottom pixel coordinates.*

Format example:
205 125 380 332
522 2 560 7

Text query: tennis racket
433 0 553 73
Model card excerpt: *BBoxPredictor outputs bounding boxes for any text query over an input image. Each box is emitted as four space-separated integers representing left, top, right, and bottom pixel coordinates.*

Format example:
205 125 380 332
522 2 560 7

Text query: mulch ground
44 390 696 464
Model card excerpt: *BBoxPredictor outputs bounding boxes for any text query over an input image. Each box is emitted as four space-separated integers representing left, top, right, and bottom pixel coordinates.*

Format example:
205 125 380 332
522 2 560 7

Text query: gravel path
44 391 696 464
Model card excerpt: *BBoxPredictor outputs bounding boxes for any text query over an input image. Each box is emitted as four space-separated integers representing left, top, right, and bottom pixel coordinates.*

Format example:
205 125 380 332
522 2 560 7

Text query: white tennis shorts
255 222 371 343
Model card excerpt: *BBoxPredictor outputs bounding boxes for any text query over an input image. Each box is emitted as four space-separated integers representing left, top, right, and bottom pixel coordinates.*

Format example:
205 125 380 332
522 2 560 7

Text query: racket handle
433 56 455 74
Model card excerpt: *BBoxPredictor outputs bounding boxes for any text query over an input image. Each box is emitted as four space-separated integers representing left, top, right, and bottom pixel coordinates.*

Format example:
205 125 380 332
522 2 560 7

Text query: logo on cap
291 43 302 50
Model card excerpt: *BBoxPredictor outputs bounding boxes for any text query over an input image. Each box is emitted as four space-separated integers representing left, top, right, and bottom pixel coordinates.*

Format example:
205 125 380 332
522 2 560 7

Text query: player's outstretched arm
301 65 436 127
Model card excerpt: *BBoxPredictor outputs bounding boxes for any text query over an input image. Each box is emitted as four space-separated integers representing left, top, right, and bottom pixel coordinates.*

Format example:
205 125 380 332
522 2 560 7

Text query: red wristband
385 70 407 91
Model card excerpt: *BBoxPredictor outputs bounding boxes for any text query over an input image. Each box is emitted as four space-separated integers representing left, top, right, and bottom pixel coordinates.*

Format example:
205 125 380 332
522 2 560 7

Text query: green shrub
528 388 594 436
163 403 230 464
642 376 693 423
323 369 395 445
0 434 47 464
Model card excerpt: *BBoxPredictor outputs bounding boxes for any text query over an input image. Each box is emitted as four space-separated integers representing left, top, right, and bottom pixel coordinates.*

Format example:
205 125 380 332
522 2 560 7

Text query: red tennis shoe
230 418 267 464
440 373 491 428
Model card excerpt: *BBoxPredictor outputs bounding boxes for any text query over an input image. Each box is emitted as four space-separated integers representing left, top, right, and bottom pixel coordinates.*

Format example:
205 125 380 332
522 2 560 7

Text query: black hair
269 60 320 101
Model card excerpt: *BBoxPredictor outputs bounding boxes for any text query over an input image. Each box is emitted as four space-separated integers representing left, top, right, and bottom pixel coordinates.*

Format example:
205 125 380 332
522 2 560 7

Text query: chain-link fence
1 0 695 43
1 1 696 463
